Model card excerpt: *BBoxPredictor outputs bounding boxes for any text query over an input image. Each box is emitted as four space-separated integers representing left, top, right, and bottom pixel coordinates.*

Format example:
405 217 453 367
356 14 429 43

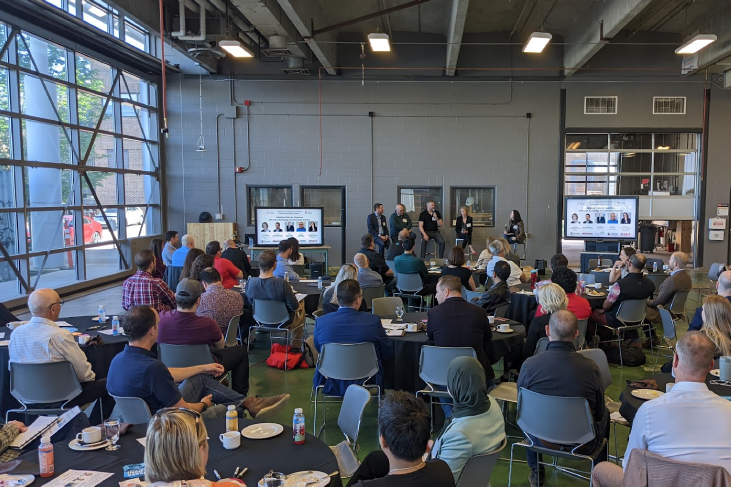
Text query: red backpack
265 343 310 370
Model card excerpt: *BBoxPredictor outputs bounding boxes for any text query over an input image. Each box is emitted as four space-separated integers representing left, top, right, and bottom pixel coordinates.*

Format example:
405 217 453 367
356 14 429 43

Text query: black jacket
221 247 252 278
473 280 511 315
523 313 550 359
360 246 391 280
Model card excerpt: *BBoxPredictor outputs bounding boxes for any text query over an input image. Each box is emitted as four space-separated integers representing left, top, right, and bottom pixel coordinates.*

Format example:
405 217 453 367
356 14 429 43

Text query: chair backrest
371 297 403 317
578 349 613 390
110 395 152 424
317 342 380 383
593 272 611 286
668 291 689 315
225 314 242 347
615 298 648 325
291 264 305 277
493 303 509 318
574 319 589 350
464 290 482 303
433 258 446 266
456 438 508 487
313 309 325 318
647 273 669 290
709 263 725 282
158 343 214 368
396 273 424 293
361 285 386 309
9 362 82 405
419 346 477 387
646 258 664 272
517 388 596 446
163 265 183 290
337 385 370 446
658 308 677 341
588 259 598 270
534 337 549 354
253 299 290 326
386 260 396 273
577 273 596 285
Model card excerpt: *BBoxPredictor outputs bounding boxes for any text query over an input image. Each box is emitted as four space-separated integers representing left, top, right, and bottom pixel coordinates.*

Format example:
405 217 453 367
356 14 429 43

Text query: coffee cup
219 431 241 450
665 382 675 393
406 323 418 332
498 324 510 332
76 426 102 444
595 283 602 289
430 261 437 267
7 321 28 331
720 356 731 382
488 316 495 324
78 334 90 345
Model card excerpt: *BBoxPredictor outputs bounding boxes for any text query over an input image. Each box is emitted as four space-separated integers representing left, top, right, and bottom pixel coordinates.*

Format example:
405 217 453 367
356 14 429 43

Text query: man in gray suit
645 252 692 345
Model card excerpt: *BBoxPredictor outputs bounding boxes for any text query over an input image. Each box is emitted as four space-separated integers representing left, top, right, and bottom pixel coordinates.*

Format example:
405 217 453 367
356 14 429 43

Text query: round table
506 284 537 326
382 312 525 392
0 316 129 418
14 418 342 486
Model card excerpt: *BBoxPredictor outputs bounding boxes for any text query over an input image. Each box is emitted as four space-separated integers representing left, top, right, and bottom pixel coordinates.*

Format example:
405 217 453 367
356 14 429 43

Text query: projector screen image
565 196 639 241
255 207 324 246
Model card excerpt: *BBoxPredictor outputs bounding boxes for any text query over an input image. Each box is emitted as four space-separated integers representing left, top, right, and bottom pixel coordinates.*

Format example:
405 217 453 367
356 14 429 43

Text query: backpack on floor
603 345 646 367
266 343 310 370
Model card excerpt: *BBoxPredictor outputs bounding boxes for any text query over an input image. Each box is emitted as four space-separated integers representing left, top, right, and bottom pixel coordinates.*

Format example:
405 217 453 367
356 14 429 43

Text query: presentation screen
255 207 324 247
564 196 639 241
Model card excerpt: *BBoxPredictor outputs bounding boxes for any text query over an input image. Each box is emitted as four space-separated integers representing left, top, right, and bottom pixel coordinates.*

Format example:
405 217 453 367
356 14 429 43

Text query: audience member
608 246 636 284
171 234 195 267
189 254 215 282
455 206 476 255
0 420 26 463
122 250 176 311
503 210 526 245
524 283 568 358
313 280 392 396
347 391 455 487
220 239 252 278
645 251 692 346
386 229 410 261
394 238 435 295
198 267 245 334
475 237 495 268
107 305 289 419
206 241 243 289
149 238 167 279
518 310 608 487
497 237 521 267
162 230 179 266
321 264 366 315
360 234 395 287
473 260 511 314
440 246 477 291
418 200 445 259
534 253 568 291
179 248 204 280
354 253 384 288
157 278 249 395
272 239 300 281
389 204 414 241
535 267 591 320
287 237 304 265
689 270 731 331
368 203 391 256
700 295 731 358
484 240 527 287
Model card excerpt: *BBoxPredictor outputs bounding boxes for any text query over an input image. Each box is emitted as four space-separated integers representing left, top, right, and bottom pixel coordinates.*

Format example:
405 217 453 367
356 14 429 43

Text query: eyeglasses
49 300 65 309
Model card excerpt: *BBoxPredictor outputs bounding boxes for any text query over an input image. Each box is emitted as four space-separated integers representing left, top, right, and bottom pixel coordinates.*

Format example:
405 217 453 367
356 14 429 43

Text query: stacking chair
385 260 396 273
652 308 677 371
110 395 152 424
697 262 725 300
668 290 689 326
225 314 242 347
593 271 611 287
6 362 82 422
598 298 649 367
646 273 669 293
394 273 425 312
574 318 589 350
534 337 550 355
508 388 608 486
415 346 476 430
371 297 403 317
464 289 482 303
313 342 380 436
493 303 509 318
250 299 303 370
337 385 371 458
456 438 508 487
577 273 596 285
361 285 386 311
158 343 214 368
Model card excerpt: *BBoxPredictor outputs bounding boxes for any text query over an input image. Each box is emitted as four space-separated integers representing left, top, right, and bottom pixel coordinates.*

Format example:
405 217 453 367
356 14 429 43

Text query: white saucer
0 474 35 486
258 471 331 487
495 328 514 333
631 389 664 401
711 369 720 377
241 423 284 439
69 438 110 451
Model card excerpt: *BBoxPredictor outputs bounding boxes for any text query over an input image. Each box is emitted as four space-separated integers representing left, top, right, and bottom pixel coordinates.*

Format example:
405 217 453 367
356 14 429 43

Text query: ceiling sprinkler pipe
177 0 207 41
171 0 186 37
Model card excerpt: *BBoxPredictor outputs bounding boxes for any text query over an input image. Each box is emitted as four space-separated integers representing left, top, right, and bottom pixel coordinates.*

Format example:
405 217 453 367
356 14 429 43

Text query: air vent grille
584 96 618 114
261 48 294 57
653 97 686 114
282 68 310 75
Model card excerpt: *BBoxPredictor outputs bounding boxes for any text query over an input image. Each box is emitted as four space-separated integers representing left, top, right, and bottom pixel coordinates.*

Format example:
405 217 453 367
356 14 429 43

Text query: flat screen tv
564 196 639 241
255 207 324 247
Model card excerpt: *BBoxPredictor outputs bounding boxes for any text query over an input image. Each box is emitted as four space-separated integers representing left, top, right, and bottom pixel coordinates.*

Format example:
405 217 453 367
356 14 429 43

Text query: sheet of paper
298 279 318 283
136 437 146 447
295 293 307 302
386 330 404 337
380 319 392 326
43 470 114 487
46 406 82 438
10 416 58 448
99 328 124 335
56 321 74 327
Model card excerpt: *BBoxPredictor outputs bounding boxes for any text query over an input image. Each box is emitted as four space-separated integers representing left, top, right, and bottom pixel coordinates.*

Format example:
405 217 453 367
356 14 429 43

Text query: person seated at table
158 279 249 396
472 261 511 315
149 238 167 279
430 357 506 482
497 237 522 267
0 301 19 327
456 206 476 256
179 248 205 280
503 210 526 246
428 276 494 397
608 246 635 284
108 305 289 419
523 283 568 359
518 310 608 487
10 288 114 423
346 391 455 487
354 253 384 289
221 239 252 278
197 267 245 335
162 230 179 266
368 203 391 256
321 264 367 315
394 238 435 296
591 253 655 346
360 234 395 288
689 270 731 331
272 239 300 282
386 229 410 261
390 204 415 241
145 408 242 487
206 241 243 289
0 420 27 463
534 253 568 291
245 250 305 350
313 280 392 396
286 237 305 265
644 251 692 347
123 250 177 312
171 234 196 267
440 246 477 292
535 267 591 320
475 238 494 268
484 240 527 287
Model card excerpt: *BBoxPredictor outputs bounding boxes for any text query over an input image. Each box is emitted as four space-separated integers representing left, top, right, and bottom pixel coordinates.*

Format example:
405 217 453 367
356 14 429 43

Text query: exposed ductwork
283 56 309 75
261 35 294 57
174 0 207 41
171 0 260 47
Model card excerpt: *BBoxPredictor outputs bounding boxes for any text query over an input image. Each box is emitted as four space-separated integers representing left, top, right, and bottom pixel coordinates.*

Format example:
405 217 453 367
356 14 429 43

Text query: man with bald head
689 269 731 331
518 310 608 486
9 289 112 421
221 238 252 278
354 253 384 289
386 228 411 261
645 252 692 336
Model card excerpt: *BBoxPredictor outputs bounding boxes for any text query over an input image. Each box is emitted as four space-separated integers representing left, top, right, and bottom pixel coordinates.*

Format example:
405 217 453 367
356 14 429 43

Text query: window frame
247 185 293 226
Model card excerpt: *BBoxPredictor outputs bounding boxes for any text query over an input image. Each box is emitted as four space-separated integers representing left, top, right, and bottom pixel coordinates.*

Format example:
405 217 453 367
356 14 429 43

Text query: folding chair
577 273 596 285
534 337 549 355
371 297 403 317
361 285 386 310
250 299 303 370
225 314 242 347
394 273 425 312
574 319 589 350
6 362 83 422
110 395 152 424
337 385 371 458
456 438 508 487
597 298 649 367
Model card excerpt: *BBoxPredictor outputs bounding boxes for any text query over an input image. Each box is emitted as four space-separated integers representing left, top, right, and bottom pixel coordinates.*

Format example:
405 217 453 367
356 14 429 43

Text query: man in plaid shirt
123 250 176 312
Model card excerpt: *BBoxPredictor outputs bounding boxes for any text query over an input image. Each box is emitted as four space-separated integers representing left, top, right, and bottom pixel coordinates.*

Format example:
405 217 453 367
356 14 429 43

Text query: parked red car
63 215 103 244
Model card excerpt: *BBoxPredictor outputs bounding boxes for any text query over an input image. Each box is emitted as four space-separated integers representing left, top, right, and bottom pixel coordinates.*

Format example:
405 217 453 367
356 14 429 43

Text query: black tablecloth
618 372 730 425
381 312 524 392
0 316 129 418
13 418 342 486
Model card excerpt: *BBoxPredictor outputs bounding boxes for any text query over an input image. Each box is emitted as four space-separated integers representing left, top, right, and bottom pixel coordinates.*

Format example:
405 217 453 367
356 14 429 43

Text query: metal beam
563 0 652 77
688 2 731 75
311 0 431 36
445 0 469 77
277 0 337 75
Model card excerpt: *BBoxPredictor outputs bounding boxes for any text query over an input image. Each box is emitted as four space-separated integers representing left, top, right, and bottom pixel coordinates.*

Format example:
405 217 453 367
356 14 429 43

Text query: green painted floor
245 270 710 487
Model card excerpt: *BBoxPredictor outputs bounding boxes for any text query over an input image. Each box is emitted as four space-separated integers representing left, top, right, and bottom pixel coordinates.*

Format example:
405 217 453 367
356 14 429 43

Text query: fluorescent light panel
523 32 552 53
368 32 391 52
219 40 253 58
675 34 716 54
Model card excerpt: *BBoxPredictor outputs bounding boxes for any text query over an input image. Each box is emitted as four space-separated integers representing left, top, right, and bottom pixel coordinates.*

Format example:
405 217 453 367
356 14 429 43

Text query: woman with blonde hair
455 206 475 256
523 283 568 358
702 295 731 358
321 263 366 315
497 237 521 267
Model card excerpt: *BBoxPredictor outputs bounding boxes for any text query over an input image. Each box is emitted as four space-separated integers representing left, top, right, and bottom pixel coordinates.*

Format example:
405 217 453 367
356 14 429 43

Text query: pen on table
213 470 222 480
234 467 239 478
237 468 248 479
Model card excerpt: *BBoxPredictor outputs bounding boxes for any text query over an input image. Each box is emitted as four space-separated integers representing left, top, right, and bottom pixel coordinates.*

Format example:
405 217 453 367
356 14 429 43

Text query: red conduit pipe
159 0 169 138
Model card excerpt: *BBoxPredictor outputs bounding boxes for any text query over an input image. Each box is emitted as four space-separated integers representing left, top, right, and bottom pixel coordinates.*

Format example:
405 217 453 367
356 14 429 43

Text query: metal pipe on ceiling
312 0 432 36
171 0 186 37
176 0 207 41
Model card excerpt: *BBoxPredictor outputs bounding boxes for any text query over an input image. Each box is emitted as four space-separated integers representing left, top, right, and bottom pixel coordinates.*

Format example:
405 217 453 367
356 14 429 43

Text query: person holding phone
418 200 445 259
455 206 475 255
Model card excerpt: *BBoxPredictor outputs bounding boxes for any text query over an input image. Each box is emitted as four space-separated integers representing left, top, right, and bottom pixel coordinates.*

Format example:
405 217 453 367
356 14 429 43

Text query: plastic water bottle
111 315 120 336
284 273 290 283
317 276 323 290
579 279 586 295
226 405 238 432
653 261 658 273
597 255 603 267
39 435 54 478
293 408 305 445
98 305 106 323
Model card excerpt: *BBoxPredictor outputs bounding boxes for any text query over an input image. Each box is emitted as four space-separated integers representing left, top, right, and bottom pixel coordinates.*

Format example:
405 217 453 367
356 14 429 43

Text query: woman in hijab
431 356 506 482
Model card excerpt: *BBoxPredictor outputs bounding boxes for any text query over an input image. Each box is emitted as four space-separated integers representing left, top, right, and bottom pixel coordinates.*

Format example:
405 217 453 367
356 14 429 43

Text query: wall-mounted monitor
255 207 323 247
564 196 639 241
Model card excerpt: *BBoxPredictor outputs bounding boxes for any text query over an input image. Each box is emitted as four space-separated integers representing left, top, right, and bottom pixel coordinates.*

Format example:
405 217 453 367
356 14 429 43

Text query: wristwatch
200 402 209 412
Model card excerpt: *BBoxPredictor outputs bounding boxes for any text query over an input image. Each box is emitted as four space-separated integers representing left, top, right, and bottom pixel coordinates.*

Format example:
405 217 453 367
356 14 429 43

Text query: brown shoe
642 336 662 349
243 394 290 420
627 339 643 349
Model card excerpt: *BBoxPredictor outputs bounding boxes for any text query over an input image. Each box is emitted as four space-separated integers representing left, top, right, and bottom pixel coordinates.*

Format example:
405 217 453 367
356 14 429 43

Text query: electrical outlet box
224 106 237 119
215 213 223 220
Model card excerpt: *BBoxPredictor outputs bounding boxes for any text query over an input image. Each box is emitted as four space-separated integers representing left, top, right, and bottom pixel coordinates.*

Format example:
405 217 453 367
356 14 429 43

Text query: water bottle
98 305 106 323
579 279 586 295
597 255 603 267
226 405 238 432
39 435 54 478
653 261 658 273
293 408 305 445
284 273 290 283
530 270 538 290
317 276 323 290
111 315 119 336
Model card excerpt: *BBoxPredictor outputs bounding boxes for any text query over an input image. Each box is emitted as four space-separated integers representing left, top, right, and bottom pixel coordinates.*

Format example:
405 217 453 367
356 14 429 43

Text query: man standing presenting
162 230 179 266
367 203 390 256
419 200 445 258
389 204 414 241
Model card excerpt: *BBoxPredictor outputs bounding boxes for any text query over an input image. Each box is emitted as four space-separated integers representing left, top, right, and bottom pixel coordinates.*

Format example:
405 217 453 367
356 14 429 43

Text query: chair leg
508 442 517 487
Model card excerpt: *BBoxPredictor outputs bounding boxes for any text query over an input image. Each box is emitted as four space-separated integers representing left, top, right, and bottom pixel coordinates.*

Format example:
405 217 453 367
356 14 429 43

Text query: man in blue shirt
162 230 179 266
272 239 300 281
171 234 195 267
689 270 731 331
107 305 289 419
354 253 384 289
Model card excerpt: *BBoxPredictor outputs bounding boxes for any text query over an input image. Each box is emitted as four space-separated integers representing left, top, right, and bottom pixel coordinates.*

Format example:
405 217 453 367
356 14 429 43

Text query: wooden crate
187 223 237 249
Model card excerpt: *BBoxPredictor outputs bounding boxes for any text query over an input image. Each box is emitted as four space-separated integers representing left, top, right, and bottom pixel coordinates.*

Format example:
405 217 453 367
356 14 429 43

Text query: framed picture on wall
450 187 496 227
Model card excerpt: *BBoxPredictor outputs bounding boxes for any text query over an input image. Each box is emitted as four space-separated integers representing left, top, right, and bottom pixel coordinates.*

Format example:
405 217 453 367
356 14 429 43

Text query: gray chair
593 271 611 287
361 285 386 310
653 308 677 370
158 343 214 368
697 262 726 300
647 273 669 292
337 384 371 457
577 273 596 285
508 388 608 486
493 303 509 318
464 290 482 303
6 362 82 422
313 342 380 436
292 264 305 277
668 290 690 325
534 337 549 355
110 395 152 424
574 318 589 350
588 259 598 270
385 260 396 273
598 298 650 367
225 314 242 347
371 297 403 317
394 273 425 311
250 299 303 370
456 437 508 487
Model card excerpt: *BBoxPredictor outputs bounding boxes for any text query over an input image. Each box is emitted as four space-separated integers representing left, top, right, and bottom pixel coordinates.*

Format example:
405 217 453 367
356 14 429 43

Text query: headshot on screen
571 213 579 223
621 212 631 224
261 222 269 232
296 222 306 232
274 222 283 232
309 221 317 231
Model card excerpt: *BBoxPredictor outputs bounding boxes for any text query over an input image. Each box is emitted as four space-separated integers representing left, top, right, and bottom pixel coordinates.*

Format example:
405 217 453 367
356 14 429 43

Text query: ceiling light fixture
368 32 390 52
219 40 253 58
567 142 581 150
523 32 552 53
675 34 717 54
657 145 670 150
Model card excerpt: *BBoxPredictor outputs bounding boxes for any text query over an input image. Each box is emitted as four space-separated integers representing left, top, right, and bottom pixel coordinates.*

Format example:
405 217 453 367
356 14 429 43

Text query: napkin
610 411 627 423
626 379 659 390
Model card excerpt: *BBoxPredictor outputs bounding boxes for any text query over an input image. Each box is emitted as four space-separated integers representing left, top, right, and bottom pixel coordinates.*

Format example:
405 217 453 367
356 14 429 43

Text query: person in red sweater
205 241 242 289
535 267 591 320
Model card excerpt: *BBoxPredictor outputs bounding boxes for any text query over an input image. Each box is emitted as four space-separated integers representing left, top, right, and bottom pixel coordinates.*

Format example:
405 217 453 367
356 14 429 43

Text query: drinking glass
262 472 285 487
104 418 121 450
395 306 404 322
